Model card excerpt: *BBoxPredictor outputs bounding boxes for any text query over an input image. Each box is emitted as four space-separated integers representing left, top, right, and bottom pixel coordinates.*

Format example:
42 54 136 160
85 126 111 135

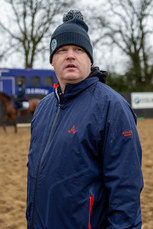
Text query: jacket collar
54 76 99 104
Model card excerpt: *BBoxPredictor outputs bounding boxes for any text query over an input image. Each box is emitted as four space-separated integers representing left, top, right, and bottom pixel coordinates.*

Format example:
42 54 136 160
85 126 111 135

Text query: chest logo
68 125 76 134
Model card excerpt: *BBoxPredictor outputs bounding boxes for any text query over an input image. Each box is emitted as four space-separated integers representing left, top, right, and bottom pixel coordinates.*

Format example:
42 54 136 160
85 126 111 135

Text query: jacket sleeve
102 98 143 228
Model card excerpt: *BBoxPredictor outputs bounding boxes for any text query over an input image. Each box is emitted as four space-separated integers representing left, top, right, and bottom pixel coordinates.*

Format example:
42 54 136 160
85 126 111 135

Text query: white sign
26 88 49 95
131 92 153 109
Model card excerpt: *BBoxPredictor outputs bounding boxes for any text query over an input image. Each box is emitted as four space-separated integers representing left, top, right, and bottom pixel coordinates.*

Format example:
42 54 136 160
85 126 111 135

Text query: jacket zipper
31 103 61 228
88 194 94 229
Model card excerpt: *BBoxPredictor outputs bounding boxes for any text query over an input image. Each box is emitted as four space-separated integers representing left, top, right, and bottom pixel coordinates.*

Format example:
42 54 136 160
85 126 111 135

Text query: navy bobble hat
49 10 93 64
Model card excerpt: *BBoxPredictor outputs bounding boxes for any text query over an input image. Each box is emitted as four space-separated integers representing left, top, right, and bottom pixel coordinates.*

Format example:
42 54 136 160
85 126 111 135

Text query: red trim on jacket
88 194 94 229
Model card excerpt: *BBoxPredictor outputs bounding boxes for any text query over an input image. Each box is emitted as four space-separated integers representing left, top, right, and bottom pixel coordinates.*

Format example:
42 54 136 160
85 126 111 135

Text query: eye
75 47 84 53
56 48 67 54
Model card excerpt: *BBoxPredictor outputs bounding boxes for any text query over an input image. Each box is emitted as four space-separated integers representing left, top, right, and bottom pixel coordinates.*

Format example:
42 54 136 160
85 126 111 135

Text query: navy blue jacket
26 72 143 228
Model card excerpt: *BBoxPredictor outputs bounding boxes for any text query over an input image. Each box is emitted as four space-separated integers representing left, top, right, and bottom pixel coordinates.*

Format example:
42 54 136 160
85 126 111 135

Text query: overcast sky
0 0 129 73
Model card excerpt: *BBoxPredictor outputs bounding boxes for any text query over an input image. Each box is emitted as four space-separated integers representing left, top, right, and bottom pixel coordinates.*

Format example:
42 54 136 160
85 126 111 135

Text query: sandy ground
0 119 153 228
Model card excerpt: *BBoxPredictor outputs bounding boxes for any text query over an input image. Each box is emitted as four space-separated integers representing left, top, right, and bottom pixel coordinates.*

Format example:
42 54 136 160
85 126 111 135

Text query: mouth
65 64 77 69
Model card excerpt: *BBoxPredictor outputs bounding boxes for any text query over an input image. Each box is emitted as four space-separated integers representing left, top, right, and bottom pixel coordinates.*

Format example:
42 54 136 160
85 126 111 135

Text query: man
15 80 26 108
26 10 143 229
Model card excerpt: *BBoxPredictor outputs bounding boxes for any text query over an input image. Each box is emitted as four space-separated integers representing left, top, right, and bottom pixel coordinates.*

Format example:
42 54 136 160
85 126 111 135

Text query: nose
66 49 75 60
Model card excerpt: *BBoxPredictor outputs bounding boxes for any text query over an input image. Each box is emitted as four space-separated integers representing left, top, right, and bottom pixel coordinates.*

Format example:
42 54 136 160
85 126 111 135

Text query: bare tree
94 0 153 91
0 0 75 68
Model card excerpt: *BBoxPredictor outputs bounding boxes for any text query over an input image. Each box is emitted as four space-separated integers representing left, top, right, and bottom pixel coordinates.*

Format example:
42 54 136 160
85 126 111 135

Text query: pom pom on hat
49 10 93 64
63 10 84 22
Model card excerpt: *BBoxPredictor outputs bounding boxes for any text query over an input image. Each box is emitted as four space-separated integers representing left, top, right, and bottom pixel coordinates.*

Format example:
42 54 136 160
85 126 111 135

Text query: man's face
18 81 22 86
52 45 91 91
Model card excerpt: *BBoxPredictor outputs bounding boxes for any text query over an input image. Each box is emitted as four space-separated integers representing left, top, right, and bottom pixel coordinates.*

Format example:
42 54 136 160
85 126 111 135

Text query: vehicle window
30 76 40 87
43 76 53 87
15 76 26 86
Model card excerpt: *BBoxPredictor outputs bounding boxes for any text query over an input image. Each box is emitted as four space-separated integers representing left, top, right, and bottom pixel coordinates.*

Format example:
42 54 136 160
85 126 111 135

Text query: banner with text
131 92 153 109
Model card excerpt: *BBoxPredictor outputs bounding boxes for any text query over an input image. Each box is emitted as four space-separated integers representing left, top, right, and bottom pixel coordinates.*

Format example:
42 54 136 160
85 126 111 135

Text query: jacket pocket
45 168 91 228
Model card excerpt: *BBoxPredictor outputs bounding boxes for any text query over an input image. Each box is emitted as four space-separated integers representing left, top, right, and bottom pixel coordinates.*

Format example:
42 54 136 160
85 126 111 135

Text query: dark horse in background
0 92 40 133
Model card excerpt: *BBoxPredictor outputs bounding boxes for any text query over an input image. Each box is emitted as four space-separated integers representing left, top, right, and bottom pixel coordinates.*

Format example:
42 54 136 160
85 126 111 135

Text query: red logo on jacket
122 130 132 136
68 125 76 134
